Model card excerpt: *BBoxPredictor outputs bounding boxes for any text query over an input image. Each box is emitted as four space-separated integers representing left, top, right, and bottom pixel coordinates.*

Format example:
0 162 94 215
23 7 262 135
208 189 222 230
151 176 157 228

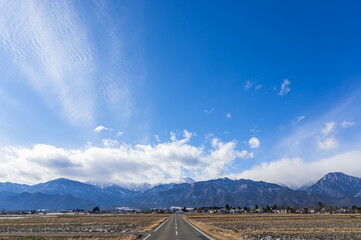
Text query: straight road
143 214 214 240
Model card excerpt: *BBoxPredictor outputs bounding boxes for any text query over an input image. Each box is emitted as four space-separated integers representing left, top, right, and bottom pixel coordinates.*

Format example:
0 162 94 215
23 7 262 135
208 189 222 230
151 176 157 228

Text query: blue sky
0 0 361 187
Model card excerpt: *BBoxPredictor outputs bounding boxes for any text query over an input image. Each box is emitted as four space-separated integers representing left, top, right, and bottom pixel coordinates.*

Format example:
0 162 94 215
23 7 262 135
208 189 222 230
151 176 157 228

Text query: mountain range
0 172 361 210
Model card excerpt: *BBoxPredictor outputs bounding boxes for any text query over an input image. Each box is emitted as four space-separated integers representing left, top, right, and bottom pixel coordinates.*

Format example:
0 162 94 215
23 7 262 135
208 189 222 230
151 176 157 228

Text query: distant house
296 208 308 214
336 208 350 214
288 208 296 213
116 207 140 214
235 209 243 213
280 209 287 214
221 209 229 214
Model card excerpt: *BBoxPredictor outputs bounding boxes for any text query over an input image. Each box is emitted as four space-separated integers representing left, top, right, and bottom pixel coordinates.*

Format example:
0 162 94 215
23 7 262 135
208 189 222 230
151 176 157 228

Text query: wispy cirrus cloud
317 137 338 150
0 1 132 126
317 122 338 150
341 121 355 128
244 80 263 91
204 108 214 115
297 115 305 121
321 122 335 137
0 1 96 125
292 115 305 125
268 85 361 167
255 84 263 90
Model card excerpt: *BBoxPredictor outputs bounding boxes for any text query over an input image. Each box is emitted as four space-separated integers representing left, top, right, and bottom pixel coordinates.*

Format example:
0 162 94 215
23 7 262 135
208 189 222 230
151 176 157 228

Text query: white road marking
145 215 173 239
143 234 151 240
176 230 178 235
154 215 173 232
179 215 215 240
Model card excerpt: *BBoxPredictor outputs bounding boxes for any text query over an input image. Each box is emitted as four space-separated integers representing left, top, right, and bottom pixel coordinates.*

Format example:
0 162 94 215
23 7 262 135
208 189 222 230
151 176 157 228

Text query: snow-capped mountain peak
86 180 116 188
174 177 195 184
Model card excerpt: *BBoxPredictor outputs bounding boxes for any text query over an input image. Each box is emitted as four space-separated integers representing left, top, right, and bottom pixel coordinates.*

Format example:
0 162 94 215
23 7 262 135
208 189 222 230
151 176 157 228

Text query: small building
336 208 350 214
288 208 296 213
280 209 288 214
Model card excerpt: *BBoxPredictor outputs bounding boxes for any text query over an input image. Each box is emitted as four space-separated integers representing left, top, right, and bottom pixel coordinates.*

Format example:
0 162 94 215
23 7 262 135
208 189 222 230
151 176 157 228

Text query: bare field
0 236 136 240
184 213 361 240
0 214 170 239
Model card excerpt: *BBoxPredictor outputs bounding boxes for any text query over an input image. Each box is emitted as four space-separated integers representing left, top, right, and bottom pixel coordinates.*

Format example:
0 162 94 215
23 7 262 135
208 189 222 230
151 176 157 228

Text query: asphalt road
143 214 214 240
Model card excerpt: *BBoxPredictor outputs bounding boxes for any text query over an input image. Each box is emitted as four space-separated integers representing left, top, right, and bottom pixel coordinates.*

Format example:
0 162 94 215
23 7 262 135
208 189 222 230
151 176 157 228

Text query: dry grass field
184 213 361 240
0 213 170 239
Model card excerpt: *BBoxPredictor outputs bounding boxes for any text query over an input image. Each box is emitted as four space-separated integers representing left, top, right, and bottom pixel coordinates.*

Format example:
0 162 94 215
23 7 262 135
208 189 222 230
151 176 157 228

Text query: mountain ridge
307 172 361 198
1 172 361 210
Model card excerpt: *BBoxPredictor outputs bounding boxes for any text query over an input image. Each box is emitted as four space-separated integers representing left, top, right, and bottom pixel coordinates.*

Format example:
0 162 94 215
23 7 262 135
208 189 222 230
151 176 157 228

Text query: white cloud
321 122 335 137
268 88 361 185
204 108 213 115
318 137 338 150
231 151 361 189
238 150 254 159
297 116 305 121
94 126 108 133
341 121 355 128
202 138 253 178
204 133 215 141
102 139 119 147
292 115 306 125
255 84 263 90
248 137 260 149
183 129 194 139
170 131 177 142
278 79 291 95
154 134 160 142
85 142 92 148
226 113 232 119
244 81 264 91
244 80 253 90
117 131 124 137
250 128 261 134
318 122 338 150
0 132 251 184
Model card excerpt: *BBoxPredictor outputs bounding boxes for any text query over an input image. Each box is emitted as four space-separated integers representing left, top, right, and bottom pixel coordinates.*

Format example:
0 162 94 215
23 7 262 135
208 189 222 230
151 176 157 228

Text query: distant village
2 202 361 215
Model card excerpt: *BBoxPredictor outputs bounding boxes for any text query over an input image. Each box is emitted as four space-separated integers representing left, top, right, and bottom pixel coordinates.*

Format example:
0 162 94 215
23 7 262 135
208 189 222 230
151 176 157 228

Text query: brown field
0 213 170 239
183 213 361 240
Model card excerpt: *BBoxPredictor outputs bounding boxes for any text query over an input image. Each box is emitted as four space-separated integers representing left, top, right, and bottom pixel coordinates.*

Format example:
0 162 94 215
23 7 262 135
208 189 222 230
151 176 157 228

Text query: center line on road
176 230 178 235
